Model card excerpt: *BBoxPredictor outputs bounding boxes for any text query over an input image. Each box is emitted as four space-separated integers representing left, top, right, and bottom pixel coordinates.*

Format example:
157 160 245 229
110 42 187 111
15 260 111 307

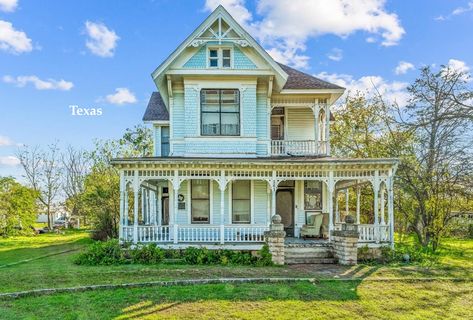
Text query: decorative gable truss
189 16 250 48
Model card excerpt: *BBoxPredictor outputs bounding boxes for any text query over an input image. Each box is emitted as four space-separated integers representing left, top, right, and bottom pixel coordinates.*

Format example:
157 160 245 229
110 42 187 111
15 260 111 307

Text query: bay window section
191 180 210 224
232 180 251 224
201 89 240 136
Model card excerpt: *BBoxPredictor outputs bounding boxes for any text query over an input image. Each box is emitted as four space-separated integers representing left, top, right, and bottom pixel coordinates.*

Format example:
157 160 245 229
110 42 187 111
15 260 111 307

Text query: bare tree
62 146 90 228
17 143 62 229
394 65 473 249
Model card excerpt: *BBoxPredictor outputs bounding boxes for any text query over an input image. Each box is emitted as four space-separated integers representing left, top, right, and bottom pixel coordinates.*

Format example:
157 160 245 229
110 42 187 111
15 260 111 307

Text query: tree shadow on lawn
0 236 91 266
0 281 364 320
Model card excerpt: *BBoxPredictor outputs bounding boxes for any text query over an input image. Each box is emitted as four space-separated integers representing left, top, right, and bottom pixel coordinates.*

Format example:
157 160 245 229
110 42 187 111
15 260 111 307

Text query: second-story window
201 89 240 136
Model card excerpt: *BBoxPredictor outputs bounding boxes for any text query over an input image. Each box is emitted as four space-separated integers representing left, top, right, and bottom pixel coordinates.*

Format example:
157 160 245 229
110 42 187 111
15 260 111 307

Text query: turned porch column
387 177 395 248
172 170 180 244
380 183 386 225
119 170 125 241
325 103 331 156
313 101 319 153
356 185 361 224
157 186 162 226
345 189 349 216
373 170 380 243
219 170 226 244
335 190 340 223
327 172 335 240
133 170 139 244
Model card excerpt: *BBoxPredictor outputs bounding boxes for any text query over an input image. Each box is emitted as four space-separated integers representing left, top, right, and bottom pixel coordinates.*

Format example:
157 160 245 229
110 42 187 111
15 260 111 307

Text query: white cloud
0 20 32 54
0 135 13 146
105 88 137 105
327 48 343 62
84 21 119 57
317 71 409 106
446 59 470 73
395 61 415 75
0 0 17 12
205 0 405 68
3 75 74 90
0 155 20 166
436 1 473 21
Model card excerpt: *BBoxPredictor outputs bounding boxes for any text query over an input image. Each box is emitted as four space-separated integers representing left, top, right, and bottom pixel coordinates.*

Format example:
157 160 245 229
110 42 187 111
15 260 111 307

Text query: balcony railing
271 140 328 156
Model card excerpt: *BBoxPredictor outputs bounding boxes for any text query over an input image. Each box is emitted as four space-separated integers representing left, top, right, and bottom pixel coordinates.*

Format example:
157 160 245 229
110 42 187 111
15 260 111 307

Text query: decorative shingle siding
253 181 268 224
233 47 257 69
184 85 199 136
183 46 206 69
241 86 257 137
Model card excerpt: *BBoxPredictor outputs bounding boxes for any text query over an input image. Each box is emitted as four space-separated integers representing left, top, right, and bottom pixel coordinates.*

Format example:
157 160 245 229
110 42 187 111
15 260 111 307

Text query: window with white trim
232 180 251 224
191 180 210 224
201 89 240 136
208 48 232 68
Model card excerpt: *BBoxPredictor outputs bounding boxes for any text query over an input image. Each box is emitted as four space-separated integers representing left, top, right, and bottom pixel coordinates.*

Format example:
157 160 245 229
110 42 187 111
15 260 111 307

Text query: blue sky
0 0 472 178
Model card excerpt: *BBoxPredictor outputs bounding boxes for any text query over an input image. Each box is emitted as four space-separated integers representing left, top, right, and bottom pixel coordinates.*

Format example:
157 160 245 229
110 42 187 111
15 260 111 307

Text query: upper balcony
269 101 331 157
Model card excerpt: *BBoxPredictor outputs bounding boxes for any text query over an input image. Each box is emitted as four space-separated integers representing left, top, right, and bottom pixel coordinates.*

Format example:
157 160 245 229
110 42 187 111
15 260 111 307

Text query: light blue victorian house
112 6 397 254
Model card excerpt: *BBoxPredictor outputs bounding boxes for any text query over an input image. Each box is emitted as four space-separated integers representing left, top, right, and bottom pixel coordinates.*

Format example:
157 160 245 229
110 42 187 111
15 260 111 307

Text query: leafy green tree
0 177 39 236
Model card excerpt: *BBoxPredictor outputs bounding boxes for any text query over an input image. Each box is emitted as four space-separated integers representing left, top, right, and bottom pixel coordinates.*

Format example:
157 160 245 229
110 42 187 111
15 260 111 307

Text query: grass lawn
0 231 472 319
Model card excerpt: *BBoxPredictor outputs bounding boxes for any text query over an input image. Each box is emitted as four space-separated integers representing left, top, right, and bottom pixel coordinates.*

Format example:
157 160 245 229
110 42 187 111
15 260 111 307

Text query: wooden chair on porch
301 212 324 238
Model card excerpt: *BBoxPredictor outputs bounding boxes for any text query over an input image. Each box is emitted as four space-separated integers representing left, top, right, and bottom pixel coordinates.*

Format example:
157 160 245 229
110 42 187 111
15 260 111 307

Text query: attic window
208 48 232 68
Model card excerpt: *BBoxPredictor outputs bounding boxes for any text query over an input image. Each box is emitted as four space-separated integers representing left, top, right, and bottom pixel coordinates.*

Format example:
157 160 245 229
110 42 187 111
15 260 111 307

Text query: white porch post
325 103 331 156
313 101 319 153
141 187 146 225
124 188 128 227
327 172 335 240
356 185 361 224
380 183 386 225
345 189 349 216
387 177 395 248
335 191 340 223
157 186 162 226
373 170 380 243
270 171 277 217
133 170 139 244
173 170 179 244
150 190 156 226
119 170 125 242
219 170 226 244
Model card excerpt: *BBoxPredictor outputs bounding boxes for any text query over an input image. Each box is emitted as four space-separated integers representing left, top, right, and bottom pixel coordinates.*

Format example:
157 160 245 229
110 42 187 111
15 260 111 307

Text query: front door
276 189 294 237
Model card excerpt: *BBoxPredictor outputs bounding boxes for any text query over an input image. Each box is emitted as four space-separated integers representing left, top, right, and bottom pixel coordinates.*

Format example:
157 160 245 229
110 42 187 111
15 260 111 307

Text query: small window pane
223 58 231 68
202 113 220 135
221 113 239 135
233 200 250 223
209 49 218 57
233 180 250 198
209 59 218 67
222 49 231 57
192 180 209 198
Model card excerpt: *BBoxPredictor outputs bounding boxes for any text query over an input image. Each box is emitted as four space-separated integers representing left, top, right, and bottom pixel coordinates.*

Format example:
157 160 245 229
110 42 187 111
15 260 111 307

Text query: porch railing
122 224 268 244
271 140 327 156
358 224 390 243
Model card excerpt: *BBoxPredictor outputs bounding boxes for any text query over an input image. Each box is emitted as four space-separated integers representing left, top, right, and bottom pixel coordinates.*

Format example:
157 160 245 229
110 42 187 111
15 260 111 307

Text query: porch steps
284 242 336 264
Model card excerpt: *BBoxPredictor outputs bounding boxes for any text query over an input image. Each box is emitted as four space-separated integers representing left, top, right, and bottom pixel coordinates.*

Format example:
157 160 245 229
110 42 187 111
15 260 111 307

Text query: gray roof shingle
143 92 169 121
278 63 344 90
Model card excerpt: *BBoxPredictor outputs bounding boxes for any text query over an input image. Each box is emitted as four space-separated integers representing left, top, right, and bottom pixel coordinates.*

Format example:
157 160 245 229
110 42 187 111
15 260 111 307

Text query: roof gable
151 5 288 102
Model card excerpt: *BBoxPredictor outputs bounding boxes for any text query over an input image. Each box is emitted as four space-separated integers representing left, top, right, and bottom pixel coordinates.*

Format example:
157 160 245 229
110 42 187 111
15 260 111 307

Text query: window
232 180 251 224
209 49 218 68
208 48 232 68
191 180 210 224
222 49 231 68
201 89 240 136
161 126 170 157
304 181 323 210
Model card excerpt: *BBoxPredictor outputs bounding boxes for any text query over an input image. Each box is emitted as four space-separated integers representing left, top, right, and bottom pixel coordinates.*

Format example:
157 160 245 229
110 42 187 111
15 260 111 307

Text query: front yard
0 231 472 319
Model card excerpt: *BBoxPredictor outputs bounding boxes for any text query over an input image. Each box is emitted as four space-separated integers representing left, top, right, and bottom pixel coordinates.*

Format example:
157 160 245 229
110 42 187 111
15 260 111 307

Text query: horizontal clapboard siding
286 108 315 140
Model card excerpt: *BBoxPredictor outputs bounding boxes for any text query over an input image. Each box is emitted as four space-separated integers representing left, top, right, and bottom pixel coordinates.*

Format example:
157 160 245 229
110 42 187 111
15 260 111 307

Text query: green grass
0 232 472 319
